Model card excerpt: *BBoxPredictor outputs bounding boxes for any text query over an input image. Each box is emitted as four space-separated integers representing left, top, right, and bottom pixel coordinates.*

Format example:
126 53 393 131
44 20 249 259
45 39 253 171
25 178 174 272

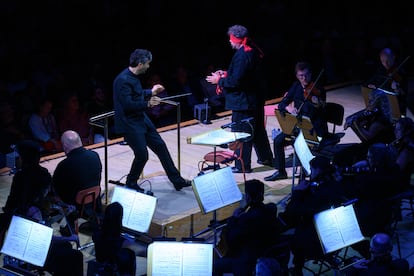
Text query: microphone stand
202 98 211 125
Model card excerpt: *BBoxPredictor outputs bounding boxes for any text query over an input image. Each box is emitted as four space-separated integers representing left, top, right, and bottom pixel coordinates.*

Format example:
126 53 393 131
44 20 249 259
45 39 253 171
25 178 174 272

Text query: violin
386 66 403 83
379 55 410 89
303 82 321 98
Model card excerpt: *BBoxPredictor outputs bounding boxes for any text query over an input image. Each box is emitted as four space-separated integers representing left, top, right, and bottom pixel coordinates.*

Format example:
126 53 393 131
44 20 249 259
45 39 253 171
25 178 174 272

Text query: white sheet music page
148 241 213 276
192 166 242 214
1 215 53 267
314 205 365 254
111 186 157 233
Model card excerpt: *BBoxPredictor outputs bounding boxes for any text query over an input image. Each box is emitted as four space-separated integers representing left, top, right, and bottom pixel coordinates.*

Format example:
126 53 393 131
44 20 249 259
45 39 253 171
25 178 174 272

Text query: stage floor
1 83 414 275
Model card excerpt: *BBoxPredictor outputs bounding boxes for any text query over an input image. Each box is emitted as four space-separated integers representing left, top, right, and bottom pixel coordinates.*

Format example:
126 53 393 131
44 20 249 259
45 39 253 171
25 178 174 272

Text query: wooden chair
74 185 101 234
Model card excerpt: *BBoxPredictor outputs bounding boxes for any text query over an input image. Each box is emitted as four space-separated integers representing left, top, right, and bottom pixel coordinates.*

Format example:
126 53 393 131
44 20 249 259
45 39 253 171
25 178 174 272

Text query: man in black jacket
206 25 273 173
112 49 191 191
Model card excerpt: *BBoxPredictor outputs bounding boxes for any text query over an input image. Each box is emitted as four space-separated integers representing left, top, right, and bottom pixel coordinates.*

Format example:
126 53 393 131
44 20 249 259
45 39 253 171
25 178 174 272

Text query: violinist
365 47 409 116
264 61 340 182
391 117 414 188
278 156 346 274
213 179 286 276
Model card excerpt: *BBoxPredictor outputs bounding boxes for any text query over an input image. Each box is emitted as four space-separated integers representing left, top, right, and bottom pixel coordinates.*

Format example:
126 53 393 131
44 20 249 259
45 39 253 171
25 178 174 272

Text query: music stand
274 110 317 206
187 129 250 244
89 110 115 204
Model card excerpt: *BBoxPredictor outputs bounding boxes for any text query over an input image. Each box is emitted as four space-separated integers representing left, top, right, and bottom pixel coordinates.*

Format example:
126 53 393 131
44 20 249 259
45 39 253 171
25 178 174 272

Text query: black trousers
123 122 184 186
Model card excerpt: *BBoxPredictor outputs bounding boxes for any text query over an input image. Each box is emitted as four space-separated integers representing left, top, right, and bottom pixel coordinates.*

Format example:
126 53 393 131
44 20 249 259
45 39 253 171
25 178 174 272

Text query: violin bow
297 68 325 114
378 55 411 89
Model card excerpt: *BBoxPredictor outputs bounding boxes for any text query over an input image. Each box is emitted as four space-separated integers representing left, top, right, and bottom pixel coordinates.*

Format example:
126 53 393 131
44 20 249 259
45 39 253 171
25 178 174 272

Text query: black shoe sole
174 180 192 191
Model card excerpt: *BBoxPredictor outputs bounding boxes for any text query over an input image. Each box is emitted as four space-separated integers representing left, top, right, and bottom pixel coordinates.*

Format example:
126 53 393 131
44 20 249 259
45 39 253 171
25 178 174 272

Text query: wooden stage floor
2 83 414 275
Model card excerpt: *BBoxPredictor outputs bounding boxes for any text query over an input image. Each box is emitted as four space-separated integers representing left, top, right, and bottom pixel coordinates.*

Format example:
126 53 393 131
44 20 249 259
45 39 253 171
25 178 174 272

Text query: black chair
325 102 345 136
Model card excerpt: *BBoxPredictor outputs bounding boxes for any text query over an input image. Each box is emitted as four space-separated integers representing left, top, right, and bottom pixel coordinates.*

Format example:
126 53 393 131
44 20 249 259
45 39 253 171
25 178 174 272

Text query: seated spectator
52 130 103 231
28 97 62 153
214 179 286 276
0 101 25 156
144 72 176 128
93 202 140 276
199 63 225 114
169 64 203 121
56 91 94 146
347 233 409 275
86 85 116 142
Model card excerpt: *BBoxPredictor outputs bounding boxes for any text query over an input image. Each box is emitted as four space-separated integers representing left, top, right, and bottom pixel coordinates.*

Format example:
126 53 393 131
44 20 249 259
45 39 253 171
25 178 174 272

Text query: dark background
0 0 412 99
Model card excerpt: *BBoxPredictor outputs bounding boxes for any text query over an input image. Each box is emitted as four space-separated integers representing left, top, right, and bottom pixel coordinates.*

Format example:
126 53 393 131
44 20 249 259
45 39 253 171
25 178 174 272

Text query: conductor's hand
152 84 165 96
148 96 161 108
206 72 220 85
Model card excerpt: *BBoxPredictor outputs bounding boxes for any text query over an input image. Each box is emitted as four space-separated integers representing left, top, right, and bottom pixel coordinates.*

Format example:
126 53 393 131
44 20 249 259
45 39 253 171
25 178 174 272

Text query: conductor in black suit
112 48 191 192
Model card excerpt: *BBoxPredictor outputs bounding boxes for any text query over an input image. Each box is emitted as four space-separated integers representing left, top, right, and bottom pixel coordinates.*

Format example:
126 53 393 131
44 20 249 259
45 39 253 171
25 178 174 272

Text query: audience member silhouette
56 92 94 146
199 63 225 114
278 156 346 275
28 97 62 153
92 202 138 276
86 85 116 142
144 72 176 128
0 101 25 155
214 179 285 276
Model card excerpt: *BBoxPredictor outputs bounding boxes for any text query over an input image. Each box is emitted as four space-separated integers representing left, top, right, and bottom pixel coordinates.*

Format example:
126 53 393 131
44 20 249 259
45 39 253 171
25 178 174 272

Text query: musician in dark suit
113 48 191 192
206 25 273 173
264 62 339 181
365 47 409 116
213 179 286 276
278 156 346 275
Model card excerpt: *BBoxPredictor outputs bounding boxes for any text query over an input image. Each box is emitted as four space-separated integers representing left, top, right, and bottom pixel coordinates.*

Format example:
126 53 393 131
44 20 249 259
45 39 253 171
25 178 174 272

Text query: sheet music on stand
293 130 315 176
314 204 365 254
187 128 250 147
147 241 213 276
111 186 157 234
1 215 53 268
192 166 242 214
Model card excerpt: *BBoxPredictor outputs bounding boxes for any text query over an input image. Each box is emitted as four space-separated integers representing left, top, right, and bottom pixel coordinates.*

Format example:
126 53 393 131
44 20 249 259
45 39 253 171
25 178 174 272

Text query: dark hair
295 61 312 74
129 49 152 67
102 201 123 236
17 140 41 166
244 179 265 203
227 25 249 38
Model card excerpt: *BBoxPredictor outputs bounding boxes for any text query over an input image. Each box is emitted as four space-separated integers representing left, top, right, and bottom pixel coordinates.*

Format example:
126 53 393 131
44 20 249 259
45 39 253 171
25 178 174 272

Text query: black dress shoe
264 171 288 181
257 159 273 166
173 180 192 191
231 167 252 173
126 183 145 193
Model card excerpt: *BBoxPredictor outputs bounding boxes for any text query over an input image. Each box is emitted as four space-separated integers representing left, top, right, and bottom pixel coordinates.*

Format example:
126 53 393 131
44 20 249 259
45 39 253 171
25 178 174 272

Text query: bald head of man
61 130 83 155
